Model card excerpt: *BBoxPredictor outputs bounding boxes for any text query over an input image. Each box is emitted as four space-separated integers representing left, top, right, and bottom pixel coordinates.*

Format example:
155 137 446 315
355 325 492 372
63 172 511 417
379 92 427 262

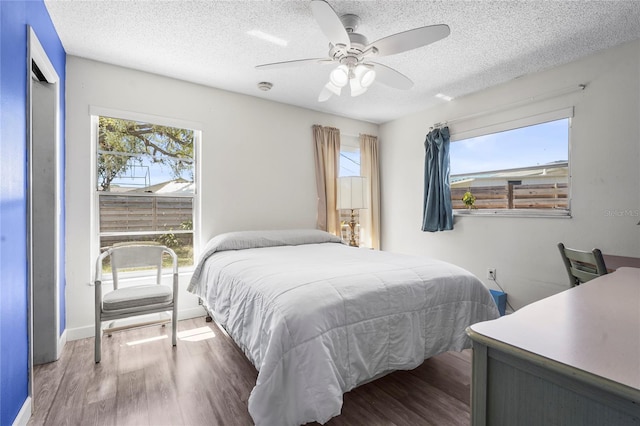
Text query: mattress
188 229 500 425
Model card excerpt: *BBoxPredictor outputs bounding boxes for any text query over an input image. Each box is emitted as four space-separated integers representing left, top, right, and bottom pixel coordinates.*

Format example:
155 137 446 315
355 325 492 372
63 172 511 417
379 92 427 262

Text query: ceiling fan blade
256 58 333 70
310 0 350 49
369 62 413 90
367 24 450 57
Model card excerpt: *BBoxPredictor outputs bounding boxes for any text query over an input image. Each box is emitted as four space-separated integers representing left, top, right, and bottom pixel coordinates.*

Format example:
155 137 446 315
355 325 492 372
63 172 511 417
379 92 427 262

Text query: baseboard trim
57 329 67 358
65 306 206 341
12 396 31 426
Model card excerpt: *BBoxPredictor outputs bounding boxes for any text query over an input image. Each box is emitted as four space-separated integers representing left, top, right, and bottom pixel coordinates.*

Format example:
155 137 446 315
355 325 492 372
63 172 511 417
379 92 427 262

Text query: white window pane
99 195 193 233
450 118 570 213
340 150 360 177
99 233 193 271
97 116 194 194
450 119 568 176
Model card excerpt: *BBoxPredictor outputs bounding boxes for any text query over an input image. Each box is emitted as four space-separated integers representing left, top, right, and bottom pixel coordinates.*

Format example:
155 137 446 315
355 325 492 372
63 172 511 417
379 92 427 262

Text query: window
339 134 360 177
450 109 571 216
95 115 198 268
339 135 361 243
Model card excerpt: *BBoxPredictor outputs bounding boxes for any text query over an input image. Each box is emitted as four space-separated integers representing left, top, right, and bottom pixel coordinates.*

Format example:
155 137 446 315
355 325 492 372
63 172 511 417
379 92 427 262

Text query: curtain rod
313 124 359 138
342 132 377 138
430 83 586 130
341 133 376 139
341 132 360 138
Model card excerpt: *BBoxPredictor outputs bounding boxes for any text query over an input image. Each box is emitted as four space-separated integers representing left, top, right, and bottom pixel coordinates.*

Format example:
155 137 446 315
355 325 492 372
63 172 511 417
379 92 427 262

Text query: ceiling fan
256 0 450 102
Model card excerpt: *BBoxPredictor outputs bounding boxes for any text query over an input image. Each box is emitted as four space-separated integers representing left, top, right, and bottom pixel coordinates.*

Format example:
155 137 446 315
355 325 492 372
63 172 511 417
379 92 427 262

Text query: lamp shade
330 65 349 88
337 176 368 210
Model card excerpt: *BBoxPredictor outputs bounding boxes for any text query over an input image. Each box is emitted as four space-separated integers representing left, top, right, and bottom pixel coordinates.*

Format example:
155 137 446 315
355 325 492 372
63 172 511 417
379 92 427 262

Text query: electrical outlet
487 268 496 281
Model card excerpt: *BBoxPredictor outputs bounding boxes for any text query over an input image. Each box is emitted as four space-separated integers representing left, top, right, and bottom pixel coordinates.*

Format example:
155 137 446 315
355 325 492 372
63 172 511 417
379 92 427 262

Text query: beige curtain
313 125 341 236
359 134 381 249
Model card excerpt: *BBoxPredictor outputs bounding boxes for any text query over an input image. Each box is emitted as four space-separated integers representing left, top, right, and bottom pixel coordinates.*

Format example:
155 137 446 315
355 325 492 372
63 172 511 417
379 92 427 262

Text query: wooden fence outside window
99 194 193 233
451 183 568 210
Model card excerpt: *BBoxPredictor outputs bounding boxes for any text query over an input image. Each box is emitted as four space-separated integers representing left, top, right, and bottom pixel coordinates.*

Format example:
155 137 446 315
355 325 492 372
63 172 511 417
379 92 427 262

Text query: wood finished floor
29 317 472 426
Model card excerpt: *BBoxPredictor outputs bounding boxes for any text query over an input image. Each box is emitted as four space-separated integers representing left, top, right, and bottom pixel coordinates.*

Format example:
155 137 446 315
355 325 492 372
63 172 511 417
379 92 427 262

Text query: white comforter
189 230 500 426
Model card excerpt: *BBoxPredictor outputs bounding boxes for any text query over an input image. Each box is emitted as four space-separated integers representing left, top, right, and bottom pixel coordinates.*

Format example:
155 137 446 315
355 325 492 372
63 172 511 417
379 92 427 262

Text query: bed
188 229 500 425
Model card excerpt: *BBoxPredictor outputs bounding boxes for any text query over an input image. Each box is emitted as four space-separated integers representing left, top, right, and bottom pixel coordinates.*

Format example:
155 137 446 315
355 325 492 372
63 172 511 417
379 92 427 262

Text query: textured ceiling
44 0 640 124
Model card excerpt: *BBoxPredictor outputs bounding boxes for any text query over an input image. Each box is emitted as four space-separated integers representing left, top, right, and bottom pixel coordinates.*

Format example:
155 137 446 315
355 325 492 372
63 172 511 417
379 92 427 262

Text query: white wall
379 40 640 310
65 57 378 338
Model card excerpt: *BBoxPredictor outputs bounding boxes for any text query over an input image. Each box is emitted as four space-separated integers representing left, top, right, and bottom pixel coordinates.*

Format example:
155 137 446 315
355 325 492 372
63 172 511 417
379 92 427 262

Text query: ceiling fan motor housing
347 32 368 52
329 32 370 63
340 13 360 33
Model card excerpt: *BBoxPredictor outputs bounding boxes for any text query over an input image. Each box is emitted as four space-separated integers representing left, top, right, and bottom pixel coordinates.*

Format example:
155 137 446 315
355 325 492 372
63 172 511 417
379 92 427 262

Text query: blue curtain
422 126 453 232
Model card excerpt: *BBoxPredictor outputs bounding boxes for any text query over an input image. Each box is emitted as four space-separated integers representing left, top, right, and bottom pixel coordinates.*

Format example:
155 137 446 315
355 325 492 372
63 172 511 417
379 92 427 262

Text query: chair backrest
558 242 608 286
96 243 176 290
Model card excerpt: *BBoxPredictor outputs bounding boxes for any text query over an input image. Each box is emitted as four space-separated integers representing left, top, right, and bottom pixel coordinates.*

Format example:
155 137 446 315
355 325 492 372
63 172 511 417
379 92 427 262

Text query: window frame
449 107 573 218
90 107 202 278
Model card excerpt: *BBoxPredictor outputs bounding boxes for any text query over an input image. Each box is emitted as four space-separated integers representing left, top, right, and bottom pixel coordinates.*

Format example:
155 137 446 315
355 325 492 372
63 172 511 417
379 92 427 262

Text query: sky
449 118 569 176
108 155 193 189
340 151 361 177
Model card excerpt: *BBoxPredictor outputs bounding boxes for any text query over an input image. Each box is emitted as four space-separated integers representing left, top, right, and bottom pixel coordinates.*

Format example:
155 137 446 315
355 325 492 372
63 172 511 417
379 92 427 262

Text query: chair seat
103 285 173 311
95 244 179 363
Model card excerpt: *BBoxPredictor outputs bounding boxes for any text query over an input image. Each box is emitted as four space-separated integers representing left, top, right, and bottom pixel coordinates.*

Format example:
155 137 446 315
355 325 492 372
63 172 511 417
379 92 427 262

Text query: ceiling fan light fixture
325 81 342 96
347 64 374 97
329 65 349 87
349 77 367 97
318 85 333 102
357 65 376 88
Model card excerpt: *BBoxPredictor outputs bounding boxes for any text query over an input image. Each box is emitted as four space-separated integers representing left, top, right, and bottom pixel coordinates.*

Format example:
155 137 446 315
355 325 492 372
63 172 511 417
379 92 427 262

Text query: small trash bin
490 289 507 316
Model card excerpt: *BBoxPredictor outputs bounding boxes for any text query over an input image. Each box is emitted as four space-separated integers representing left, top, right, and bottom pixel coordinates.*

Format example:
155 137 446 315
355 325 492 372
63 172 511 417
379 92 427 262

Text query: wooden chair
95 243 178 363
558 242 608 287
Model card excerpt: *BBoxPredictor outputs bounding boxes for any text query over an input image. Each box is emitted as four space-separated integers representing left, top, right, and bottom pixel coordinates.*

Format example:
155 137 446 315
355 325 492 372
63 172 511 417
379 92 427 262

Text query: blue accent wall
0 1 65 424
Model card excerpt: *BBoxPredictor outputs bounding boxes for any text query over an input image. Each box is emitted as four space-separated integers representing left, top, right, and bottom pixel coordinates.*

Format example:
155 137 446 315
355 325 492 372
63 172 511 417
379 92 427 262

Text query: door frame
26 25 63 406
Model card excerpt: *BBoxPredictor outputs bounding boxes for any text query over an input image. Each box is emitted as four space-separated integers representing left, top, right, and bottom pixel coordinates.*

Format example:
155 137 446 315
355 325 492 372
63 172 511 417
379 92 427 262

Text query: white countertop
469 267 640 392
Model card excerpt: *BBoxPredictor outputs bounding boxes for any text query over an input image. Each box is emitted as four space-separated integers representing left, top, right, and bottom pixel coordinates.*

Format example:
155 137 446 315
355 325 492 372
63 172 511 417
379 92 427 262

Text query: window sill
454 209 571 218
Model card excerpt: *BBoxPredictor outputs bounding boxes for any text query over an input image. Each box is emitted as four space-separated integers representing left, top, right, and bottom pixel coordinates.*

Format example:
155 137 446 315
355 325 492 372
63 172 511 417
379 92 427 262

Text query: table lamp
337 176 368 247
